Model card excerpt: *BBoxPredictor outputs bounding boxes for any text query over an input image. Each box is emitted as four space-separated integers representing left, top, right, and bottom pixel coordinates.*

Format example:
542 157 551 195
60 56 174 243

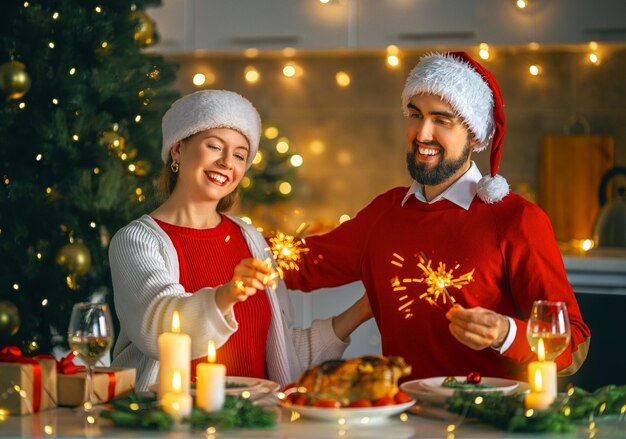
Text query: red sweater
284 187 591 381
154 216 271 379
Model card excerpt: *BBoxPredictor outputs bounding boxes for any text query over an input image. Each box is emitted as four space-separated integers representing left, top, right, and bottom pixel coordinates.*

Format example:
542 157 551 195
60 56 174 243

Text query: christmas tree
0 0 178 354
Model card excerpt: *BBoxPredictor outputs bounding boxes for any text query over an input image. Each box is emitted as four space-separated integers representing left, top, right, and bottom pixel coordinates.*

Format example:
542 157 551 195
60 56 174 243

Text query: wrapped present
57 354 136 406
0 346 58 415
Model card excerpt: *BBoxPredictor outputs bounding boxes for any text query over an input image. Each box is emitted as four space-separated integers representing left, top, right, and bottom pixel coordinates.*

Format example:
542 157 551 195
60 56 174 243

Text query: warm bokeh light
252 151 263 165
516 0 527 8
241 176 251 188
589 41 599 51
529 64 541 76
290 154 303 167
276 138 289 153
309 140 325 155
581 239 594 251
589 53 600 65
278 181 292 195
339 214 351 224
265 126 279 139
336 71 351 87
282 63 297 78
387 55 399 67
320 0 330 3
528 42 540 51
282 47 296 57
479 43 490 60
244 47 259 58
244 66 260 83
386 44 399 56
192 73 206 86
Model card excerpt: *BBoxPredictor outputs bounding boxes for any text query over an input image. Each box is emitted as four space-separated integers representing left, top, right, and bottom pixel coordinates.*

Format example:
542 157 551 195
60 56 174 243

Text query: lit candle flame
171 311 180 333
534 369 543 392
538 337 545 362
172 370 182 392
208 340 216 363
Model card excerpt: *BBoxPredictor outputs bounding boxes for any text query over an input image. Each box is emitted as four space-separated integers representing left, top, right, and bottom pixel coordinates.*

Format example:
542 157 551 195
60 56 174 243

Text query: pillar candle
196 340 226 412
161 370 192 422
525 338 557 411
157 311 191 399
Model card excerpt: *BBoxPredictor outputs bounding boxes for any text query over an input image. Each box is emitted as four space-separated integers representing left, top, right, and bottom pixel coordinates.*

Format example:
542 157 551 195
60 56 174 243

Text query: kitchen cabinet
146 0 626 53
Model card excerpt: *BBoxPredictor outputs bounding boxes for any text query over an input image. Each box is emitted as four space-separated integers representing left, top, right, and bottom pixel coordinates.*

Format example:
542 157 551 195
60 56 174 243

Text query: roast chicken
295 355 411 404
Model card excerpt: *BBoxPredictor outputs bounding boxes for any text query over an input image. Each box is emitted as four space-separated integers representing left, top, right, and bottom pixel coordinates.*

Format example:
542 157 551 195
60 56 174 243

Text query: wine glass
526 300 571 360
68 302 114 411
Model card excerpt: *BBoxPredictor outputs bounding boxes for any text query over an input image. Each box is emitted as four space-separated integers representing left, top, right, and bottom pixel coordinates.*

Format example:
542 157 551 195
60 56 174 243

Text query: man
284 52 590 381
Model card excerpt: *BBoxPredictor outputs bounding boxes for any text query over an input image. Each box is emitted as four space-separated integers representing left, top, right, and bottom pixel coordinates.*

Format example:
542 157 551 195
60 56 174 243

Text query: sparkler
390 252 475 316
267 231 309 279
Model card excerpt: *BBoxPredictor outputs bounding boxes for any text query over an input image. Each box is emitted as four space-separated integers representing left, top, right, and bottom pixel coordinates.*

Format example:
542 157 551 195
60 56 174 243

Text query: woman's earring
170 160 180 173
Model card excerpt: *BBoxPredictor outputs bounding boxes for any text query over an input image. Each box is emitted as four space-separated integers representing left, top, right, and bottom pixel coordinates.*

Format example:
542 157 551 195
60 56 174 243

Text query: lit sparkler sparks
390 252 475 316
267 231 310 278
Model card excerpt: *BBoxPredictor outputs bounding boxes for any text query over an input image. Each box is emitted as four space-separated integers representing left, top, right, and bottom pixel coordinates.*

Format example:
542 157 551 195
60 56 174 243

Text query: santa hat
401 52 509 203
161 89 261 168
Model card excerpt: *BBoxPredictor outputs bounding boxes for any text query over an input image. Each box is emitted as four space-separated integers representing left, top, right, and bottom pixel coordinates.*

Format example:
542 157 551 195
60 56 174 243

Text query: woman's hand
446 305 510 350
215 258 273 314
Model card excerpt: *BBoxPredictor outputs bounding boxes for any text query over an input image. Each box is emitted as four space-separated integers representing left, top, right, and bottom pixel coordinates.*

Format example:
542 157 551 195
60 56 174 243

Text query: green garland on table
447 385 626 433
100 393 277 432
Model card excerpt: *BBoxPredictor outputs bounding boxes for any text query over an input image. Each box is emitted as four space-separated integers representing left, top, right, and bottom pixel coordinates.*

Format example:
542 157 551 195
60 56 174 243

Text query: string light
479 43 490 60
93 167 100 174
36 252 42 259
48 42 55 49
89 222 97 228
36 154 43 161
18 102 26 109
386 55 399 67
588 53 600 66
516 0 527 8
134 115 142 122
41 299 48 306
282 63 297 78
278 181 292 194
128 163 136 172
276 138 289 153
289 154 303 167
95 6 102 13
69 67 76 75
52 11 60 19
264 127 279 139
13 283 19 290
335 71 351 87
529 64 541 76
52 98 59 105
192 73 206 86
101 42 108 48
244 66 260 83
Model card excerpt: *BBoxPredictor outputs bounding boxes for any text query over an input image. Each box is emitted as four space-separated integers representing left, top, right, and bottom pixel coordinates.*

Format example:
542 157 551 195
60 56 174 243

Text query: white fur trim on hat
161 90 261 168
401 53 494 152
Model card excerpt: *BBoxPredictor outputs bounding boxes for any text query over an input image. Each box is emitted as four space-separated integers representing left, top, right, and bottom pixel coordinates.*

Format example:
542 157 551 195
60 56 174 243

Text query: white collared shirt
400 161 517 354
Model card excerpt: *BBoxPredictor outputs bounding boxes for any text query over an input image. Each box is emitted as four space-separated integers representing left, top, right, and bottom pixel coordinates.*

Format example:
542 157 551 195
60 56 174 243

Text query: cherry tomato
312 399 341 408
393 390 413 404
373 395 395 406
348 399 373 408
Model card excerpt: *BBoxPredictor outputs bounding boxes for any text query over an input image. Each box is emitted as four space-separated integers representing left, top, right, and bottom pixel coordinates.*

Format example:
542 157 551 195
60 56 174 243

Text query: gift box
0 347 58 416
57 367 136 406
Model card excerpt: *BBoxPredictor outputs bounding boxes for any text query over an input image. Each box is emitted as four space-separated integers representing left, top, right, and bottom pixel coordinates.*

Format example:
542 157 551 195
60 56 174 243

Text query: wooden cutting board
538 135 614 242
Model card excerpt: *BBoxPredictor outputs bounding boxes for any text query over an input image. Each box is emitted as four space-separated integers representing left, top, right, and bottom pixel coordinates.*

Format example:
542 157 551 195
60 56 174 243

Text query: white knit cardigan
109 214 348 391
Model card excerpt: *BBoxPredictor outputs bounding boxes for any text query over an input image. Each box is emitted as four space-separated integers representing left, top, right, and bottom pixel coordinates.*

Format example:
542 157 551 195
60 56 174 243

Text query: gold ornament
130 10 154 47
56 241 92 275
0 300 20 336
99 130 126 154
0 60 31 100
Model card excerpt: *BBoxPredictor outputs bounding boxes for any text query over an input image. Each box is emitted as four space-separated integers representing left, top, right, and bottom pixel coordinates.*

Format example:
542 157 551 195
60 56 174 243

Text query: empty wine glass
68 302 114 411
526 300 571 360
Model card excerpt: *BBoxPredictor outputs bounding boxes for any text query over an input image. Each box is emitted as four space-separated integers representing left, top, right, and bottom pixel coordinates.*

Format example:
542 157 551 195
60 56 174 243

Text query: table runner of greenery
446 385 626 433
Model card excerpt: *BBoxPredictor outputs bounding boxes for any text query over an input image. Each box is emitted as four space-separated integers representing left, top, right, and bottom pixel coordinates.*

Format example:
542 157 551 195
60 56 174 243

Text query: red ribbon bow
57 352 117 401
0 346 54 412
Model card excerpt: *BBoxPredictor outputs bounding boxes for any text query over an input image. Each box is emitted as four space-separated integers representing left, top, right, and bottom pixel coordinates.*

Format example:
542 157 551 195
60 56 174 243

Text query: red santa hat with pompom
401 51 509 203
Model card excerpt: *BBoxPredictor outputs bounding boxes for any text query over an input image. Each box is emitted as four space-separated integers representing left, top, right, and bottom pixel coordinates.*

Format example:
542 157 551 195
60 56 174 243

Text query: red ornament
466 371 482 384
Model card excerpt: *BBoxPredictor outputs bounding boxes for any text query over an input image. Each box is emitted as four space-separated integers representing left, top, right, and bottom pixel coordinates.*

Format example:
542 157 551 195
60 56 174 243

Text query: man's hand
446 305 510 351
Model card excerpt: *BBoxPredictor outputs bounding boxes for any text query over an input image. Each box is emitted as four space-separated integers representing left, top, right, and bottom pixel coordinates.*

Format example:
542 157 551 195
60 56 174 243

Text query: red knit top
284 187 591 381
153 216 271 380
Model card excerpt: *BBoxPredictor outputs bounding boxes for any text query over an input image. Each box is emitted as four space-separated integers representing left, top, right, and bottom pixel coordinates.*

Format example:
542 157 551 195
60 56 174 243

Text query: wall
168 46 626 229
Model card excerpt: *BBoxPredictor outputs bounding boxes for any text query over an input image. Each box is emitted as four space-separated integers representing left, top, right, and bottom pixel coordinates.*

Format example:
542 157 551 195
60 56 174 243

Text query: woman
109 90 372 391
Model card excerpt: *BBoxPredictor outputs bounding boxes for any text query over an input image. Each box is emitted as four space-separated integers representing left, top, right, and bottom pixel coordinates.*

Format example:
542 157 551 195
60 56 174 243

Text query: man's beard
406 140 472 186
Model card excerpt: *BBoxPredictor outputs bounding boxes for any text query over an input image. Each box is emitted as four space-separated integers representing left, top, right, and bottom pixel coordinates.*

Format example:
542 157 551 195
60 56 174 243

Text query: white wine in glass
68 302 114 411
526 300 571 361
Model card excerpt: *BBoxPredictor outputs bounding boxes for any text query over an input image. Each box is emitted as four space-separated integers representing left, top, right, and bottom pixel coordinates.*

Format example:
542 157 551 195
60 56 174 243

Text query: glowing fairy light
268 232 309 277
390 252 474 317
